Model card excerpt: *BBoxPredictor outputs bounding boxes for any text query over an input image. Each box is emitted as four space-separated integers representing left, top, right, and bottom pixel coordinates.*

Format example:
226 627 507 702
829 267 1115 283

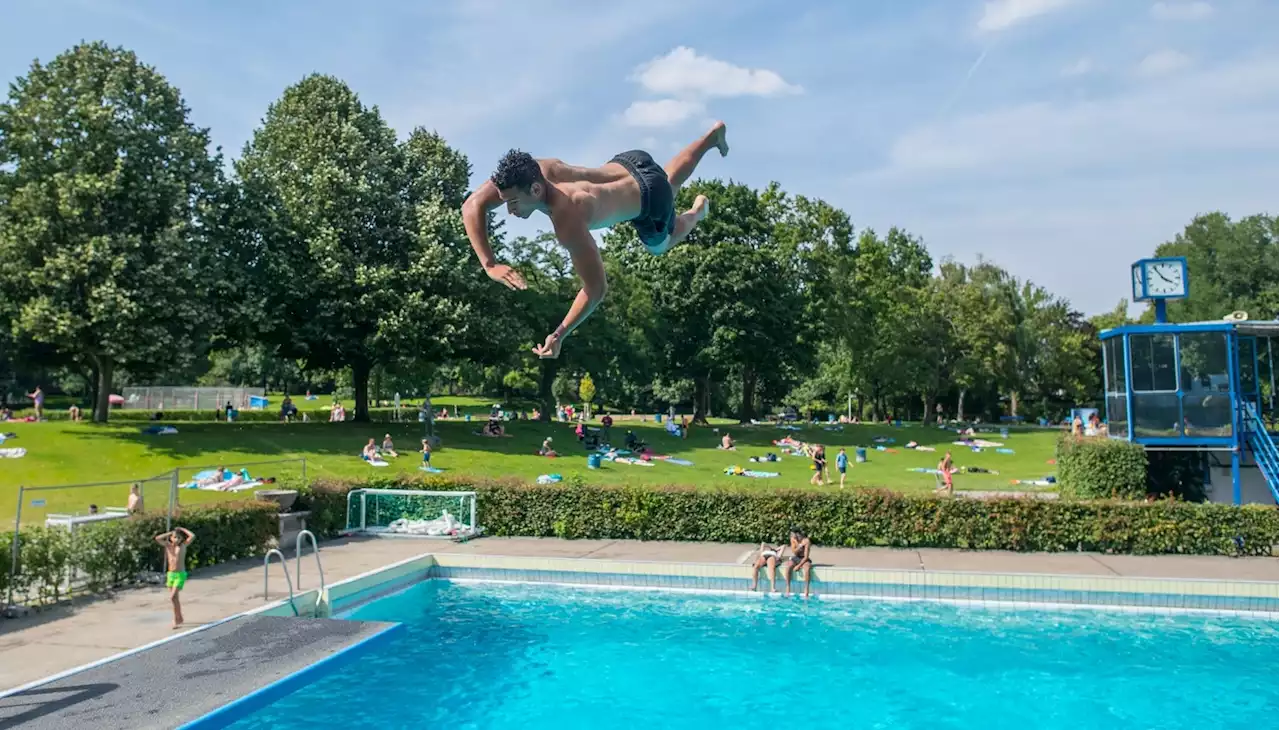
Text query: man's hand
485 263 527 291
533 332 563 359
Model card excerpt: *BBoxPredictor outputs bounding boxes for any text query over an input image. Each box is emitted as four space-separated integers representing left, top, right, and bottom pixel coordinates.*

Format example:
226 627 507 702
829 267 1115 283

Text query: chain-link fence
121 386 265 411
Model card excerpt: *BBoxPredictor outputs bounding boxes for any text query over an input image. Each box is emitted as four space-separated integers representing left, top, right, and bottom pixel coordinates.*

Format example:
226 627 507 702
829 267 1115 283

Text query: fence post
8 486 24 609
167 468 178 531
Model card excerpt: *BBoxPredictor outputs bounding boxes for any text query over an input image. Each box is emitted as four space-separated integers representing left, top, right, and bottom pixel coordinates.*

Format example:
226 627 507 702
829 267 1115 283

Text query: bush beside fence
2 500 278 608
297 475 1278 557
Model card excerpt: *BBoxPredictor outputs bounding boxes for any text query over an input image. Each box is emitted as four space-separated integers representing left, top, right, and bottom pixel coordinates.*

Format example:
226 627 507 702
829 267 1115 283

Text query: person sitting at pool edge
783 528 813 598
750 541 788 593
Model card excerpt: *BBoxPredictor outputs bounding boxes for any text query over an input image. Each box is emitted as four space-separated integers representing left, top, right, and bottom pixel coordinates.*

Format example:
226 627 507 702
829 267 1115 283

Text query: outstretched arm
462 181 526 290
534 217 608 359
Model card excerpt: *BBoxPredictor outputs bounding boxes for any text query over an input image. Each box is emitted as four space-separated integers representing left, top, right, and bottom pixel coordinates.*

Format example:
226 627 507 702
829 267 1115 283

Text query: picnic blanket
141 425 178 435
724 466 780 478
0 447 26 459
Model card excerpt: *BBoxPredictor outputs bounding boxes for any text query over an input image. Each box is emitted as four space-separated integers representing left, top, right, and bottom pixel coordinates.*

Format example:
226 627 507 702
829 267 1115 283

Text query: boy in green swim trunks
154 526 195 628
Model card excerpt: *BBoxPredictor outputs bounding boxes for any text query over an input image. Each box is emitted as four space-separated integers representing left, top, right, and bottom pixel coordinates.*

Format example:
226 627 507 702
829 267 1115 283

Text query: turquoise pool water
228 581 1278 729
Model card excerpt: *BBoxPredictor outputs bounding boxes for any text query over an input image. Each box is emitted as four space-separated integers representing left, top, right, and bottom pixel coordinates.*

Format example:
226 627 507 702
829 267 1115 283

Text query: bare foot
709 121 729 157
692 195 710 221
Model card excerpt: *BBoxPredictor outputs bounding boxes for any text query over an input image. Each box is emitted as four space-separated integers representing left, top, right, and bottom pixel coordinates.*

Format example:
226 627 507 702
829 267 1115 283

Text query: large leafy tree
0 42 225 421
235 76 472 421
1151 212 1279 323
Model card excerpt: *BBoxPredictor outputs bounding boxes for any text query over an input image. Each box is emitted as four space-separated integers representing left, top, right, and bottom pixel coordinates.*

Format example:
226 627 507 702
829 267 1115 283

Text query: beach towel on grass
366 459 390 467
614 457 654 467
184 478 263 492
724 467 779 478
653 455 694 466
1 447 26 459
995 448 1015 454
419 466 445 474
536 474 563 484
141 425 178 435
1011 479 1054 487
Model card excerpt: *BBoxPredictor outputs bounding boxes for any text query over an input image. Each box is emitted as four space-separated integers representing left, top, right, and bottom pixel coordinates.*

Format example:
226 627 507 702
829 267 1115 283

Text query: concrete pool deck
2 537 1276 691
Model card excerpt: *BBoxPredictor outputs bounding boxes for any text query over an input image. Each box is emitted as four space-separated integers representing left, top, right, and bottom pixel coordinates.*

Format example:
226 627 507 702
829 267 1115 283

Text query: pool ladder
263 530 329 617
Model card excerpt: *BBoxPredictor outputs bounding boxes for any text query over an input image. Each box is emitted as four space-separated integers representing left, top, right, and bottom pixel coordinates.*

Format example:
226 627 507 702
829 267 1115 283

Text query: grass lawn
0 415 1061 525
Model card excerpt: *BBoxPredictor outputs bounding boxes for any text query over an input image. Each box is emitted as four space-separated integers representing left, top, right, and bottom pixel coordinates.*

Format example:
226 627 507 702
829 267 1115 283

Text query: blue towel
996 448 1015 454
419 466 445 473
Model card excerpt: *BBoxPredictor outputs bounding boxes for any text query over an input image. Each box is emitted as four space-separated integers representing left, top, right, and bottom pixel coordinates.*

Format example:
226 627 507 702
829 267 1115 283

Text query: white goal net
344 489 480 540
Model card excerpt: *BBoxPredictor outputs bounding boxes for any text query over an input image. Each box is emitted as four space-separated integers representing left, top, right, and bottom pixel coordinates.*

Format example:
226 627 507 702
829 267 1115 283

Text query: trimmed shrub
16 406 411 423
2 499 278 607
1056 435 1148 500
298 475 1278 557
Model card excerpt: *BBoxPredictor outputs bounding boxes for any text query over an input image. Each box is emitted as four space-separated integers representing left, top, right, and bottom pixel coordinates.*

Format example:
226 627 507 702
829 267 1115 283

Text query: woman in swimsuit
783 528 813 598
750 541 787 593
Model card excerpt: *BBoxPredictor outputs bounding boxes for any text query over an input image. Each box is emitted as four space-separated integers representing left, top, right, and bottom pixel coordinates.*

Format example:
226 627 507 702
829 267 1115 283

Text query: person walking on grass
25 386 43 420
836 447 849 488
154 527 195 628
810 445 830 486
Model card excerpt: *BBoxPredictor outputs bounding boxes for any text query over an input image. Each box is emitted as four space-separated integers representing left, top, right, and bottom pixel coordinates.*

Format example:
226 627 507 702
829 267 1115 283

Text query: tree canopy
2 42 1275 425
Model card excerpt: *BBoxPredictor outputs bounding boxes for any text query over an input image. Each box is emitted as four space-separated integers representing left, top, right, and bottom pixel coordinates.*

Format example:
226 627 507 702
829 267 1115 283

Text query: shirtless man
154 526 194 627
462 121 730 359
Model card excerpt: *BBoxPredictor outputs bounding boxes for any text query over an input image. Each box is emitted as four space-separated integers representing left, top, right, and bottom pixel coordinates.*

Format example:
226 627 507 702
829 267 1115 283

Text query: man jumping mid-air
462 121 729 359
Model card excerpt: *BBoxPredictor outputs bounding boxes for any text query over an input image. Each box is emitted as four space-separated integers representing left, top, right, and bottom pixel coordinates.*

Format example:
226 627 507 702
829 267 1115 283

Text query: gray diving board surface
0 614 399 730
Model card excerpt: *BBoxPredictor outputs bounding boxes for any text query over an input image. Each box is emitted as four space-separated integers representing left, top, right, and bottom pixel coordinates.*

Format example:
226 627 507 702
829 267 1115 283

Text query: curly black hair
490 149 544 192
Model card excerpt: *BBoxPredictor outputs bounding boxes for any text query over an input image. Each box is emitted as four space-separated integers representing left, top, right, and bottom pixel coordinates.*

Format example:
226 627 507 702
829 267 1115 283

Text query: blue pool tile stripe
177 621 405 730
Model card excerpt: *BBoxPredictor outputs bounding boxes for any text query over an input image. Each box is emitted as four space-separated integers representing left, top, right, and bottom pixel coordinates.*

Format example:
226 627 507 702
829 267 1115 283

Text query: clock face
1131 265 1144 301
1143 260 1186 297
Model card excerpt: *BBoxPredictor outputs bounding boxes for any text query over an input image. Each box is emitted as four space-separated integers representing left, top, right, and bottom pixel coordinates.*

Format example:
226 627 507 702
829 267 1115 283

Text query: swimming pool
225 580 1278 729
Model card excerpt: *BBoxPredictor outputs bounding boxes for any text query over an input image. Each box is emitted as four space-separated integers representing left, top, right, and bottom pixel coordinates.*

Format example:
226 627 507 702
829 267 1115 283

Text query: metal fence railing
121 386 265 411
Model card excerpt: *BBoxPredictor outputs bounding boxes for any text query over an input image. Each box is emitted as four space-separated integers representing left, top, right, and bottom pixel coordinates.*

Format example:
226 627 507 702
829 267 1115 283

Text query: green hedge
1056 435 1149 499
1 500 278 607
296 475 1278 556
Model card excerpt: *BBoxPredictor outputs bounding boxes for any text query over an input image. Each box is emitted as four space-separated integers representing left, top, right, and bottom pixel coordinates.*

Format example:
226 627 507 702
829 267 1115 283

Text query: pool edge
175 620 405 730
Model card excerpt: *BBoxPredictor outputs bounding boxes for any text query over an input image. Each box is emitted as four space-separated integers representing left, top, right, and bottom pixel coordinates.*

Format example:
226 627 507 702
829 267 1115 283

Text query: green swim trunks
166 571 188 589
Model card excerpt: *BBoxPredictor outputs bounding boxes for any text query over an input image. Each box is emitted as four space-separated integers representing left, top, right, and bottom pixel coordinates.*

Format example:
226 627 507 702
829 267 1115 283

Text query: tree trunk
922 393 934 425
1009 391 1020 418
352 361 371 422
692 376 711 425
957 388 967 422
738 369 756 424
93 357 114 423
537 361 556 421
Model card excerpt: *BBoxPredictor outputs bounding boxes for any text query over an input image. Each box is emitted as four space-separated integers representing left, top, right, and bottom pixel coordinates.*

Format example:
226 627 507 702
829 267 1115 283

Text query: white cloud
977 0 1075 32
1136 49 1192 77
630 47 802 99
621 98 706 128
857 56 1274 183
1061 57 1096 76
1150 1 1214 21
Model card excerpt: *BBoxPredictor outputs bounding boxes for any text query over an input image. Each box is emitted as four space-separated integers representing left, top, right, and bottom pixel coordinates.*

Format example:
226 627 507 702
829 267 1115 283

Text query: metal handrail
1243 403 1279 502
263 548 298 616
295 529 325 595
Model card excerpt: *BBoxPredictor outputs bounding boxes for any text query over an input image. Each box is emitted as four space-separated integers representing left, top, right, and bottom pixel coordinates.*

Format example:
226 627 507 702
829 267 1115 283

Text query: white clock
1143 260 1186 297
1131 265 1144 301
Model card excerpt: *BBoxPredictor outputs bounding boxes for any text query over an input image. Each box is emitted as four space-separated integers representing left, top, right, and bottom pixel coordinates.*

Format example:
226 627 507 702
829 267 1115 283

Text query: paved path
1 537 1274 691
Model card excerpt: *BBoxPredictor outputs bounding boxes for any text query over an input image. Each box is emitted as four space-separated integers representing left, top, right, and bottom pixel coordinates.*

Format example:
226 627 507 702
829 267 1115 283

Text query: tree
579 372 597 417
603 180 810 423
1150 212 1279 323
0 42 225 421
235 76 472 421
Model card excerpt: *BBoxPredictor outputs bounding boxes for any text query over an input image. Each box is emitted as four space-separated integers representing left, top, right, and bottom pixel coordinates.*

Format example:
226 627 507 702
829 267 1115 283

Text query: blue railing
1242 403 1279 502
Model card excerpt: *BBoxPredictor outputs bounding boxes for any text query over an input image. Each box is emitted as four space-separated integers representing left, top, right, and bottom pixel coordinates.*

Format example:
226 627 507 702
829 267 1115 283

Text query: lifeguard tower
1098 257 1278 504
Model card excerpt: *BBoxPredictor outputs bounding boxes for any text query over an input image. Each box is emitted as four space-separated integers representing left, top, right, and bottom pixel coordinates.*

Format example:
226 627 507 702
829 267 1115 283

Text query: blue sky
2 0 1276 315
